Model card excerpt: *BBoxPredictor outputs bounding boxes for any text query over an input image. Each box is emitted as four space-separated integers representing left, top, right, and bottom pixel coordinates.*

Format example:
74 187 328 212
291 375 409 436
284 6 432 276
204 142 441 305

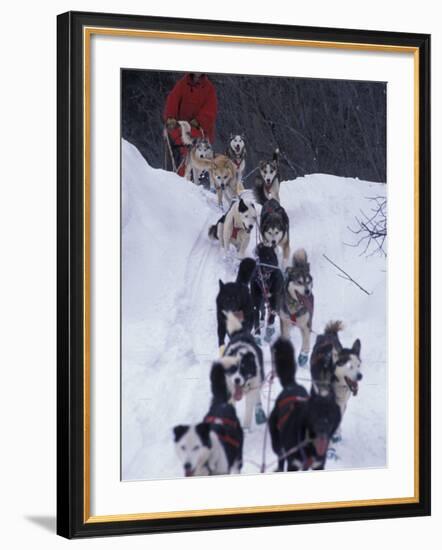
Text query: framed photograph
57 11 431 538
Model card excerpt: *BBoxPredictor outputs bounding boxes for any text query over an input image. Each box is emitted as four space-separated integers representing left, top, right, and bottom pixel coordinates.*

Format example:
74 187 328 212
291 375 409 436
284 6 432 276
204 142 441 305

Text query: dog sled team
163 74 363 477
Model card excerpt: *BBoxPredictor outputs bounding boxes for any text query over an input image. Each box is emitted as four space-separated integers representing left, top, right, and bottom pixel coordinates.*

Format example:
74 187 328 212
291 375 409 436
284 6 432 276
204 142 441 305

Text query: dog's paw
264 325 275 343
327 447 339 461
331 432 342 444
255 403 267 425
298 352 309 367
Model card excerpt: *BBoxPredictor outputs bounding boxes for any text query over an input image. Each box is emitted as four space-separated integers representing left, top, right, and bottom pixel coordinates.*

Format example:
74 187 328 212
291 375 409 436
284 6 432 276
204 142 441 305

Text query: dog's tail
225 311 243 336
210 361 230 403
208 224 218 240
292 248 308 267
253 178 268 205
273 148 280 163
236 257 256 285
272 337 296 388
324 320 344 335
177 120 192 145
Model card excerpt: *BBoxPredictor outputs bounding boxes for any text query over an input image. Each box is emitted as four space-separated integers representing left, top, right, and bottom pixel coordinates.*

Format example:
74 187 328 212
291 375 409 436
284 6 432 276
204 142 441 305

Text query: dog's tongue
233 386 243 401
314 435 329 457
233 310 244 322
345 377 359 396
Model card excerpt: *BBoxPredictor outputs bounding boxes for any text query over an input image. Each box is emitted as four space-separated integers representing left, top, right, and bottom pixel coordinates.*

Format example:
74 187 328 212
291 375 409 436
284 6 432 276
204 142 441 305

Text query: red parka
164 74 218 143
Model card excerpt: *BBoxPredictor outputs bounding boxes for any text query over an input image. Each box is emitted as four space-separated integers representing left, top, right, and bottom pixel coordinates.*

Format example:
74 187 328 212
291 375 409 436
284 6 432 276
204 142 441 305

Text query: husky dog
310 340 335 398
251 243 284 344
173 362 243 476
221 312 266 429
314 322 363 418
226 134 246 190
210 155 238 208
253 149 281 204
208 198 257 258
215 258 256 352
279 249 314 367
259 198 290 265
184 137 214 184
268 338 309 471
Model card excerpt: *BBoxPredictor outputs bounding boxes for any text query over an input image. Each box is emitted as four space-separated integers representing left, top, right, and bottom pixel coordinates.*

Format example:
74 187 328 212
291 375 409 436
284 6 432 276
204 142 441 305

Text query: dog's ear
195 422 212 448
238 198 247 213
219 279 224 290
352 339 361 357
173 425 189 442
230 132 234 139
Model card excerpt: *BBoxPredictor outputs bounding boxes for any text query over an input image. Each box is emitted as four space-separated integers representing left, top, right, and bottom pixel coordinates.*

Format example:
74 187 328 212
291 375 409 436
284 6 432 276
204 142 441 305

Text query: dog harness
276 395 308 431
284 291 314 326
204 415 242 449
231 225 242 240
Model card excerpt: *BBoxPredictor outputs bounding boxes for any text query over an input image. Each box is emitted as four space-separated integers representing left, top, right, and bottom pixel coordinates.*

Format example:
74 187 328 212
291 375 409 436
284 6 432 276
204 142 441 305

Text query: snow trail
121 139 386 480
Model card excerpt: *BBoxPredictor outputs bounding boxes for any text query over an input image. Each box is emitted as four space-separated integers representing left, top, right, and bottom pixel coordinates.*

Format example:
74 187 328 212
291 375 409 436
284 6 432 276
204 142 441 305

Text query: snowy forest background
122 70 386 184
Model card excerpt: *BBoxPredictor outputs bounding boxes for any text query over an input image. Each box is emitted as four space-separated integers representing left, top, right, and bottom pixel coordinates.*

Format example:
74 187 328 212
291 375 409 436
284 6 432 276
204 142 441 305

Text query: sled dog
215 258 256 352
279 249 314 367
221 312 265 430
269 338 340 471
208 198 257 258
268 338 310 471
211 155 239 208
313 321 363 418
226 134 246 190
259 198 290 264
251 243 284 344
173 362 243 476
309 339 335 398
184 137 214 184
253 149 281 204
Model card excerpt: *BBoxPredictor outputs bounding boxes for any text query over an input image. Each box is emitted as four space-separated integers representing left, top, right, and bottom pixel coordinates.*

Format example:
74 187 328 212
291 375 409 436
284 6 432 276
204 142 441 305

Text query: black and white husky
221 312 266 429
259 198 290 265
215 257 256 352
269 338 341 472
173 362 243 476
226 134 246 189
251 243 284 344
253 149 281 204
208 198 258 258
279 249 314 367
313 321 363 418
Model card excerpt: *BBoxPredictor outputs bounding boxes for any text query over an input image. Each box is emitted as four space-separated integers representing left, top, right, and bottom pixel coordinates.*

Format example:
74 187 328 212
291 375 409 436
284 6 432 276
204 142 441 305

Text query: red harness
276 395 308 431
204 415 238 429
231 225 242 240
204 416 241 448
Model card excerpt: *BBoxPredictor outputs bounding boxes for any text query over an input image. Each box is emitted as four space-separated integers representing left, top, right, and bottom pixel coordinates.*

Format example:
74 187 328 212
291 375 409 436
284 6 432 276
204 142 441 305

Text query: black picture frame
57 10 431 539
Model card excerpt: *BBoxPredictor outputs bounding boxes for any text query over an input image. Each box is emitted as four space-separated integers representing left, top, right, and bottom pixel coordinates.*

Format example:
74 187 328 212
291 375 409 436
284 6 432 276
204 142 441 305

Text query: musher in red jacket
164 72 218 176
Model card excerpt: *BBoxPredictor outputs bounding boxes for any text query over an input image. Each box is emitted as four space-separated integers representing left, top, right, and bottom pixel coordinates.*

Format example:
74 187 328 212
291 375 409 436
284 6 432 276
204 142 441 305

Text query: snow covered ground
121 139 387 481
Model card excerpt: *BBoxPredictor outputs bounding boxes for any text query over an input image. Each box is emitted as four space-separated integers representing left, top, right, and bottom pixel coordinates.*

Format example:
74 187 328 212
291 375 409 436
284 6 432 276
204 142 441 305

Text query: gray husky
184 137 214 184
259 198 290 264
279 248 314 366
253 149 281 204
